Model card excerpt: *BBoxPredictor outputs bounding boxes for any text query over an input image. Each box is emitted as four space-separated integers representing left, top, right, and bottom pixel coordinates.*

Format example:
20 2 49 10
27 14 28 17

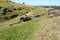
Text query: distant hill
37 6 60 9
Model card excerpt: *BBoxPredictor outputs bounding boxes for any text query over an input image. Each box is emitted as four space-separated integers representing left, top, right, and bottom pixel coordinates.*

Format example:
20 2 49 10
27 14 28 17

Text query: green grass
0 18 41 40
31 7 44 15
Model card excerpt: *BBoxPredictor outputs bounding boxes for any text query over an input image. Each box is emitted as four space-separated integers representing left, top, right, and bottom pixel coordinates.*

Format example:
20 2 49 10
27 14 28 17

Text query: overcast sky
11 0 60 6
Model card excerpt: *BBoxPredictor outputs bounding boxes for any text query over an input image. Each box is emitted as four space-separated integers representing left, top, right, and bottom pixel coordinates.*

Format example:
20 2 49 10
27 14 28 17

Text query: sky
11 0 60 6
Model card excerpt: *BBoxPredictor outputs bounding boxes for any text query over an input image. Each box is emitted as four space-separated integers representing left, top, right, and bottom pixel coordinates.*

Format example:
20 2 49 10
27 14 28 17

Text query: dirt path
30 16 60 40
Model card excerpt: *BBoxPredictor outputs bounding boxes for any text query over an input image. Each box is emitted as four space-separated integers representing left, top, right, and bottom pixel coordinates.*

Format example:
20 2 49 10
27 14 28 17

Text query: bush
10 14 18 19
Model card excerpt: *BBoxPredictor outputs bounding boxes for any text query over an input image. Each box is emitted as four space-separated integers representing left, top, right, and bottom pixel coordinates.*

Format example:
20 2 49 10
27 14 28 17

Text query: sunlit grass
0 18 41 40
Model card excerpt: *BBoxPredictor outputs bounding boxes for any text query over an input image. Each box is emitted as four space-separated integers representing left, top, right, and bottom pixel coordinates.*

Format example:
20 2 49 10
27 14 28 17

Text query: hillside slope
0 0 39 22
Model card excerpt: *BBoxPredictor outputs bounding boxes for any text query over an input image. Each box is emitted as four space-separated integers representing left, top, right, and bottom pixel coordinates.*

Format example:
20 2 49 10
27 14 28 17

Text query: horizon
11 0 60 6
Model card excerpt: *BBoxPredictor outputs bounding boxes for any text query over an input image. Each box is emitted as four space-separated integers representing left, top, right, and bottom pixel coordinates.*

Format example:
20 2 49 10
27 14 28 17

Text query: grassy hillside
0 0 41 22
0 0 60 40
